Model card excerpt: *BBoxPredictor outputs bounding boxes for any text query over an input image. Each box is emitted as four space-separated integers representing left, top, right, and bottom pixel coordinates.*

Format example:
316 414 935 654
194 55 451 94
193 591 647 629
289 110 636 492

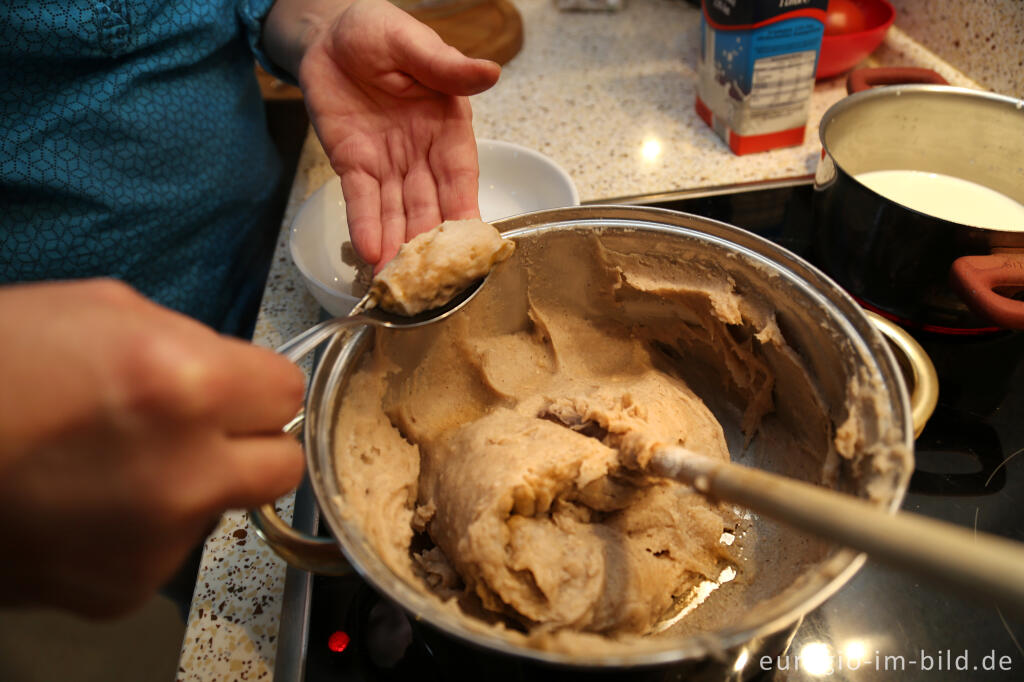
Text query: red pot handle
847 67 949 94
950 254 1024 330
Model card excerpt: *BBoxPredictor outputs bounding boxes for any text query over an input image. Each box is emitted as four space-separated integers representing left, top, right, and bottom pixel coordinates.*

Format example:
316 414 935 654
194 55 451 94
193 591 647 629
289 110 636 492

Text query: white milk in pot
855 170 1024 232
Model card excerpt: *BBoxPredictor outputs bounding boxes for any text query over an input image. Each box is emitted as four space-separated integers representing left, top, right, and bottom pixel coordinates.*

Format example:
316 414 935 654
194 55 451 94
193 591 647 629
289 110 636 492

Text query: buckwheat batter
368 218 515 315
332 226 815 643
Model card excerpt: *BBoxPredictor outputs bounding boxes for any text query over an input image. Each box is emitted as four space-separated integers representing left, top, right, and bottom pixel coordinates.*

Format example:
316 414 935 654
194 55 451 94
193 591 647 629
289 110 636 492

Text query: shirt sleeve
237 0 298 85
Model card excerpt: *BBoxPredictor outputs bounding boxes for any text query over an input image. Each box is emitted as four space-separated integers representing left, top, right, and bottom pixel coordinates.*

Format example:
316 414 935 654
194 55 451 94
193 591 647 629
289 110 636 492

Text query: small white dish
289 139 579 316
476 139 580 222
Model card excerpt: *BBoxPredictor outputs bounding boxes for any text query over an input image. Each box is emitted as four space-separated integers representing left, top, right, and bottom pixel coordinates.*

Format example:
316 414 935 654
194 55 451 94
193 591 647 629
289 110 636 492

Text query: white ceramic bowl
476 140 580 222
289 139 580 316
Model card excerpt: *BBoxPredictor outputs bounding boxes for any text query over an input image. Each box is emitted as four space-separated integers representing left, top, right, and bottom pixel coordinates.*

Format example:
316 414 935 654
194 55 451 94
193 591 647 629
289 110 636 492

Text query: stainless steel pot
813 69 1024 332
253 206 931 675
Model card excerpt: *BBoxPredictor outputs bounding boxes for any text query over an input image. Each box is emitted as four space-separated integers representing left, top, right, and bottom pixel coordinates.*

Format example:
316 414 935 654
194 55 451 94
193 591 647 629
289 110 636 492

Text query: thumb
393 24 501 96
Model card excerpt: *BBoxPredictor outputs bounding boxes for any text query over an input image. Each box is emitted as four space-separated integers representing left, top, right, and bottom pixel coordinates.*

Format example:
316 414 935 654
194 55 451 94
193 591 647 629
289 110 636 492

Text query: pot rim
307 205 915 668
819 83 1024 145
817 84 1024 215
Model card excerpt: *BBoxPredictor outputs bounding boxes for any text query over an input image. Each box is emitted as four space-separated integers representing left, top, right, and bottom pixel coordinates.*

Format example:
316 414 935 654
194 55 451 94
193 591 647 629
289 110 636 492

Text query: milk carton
696 0 827 155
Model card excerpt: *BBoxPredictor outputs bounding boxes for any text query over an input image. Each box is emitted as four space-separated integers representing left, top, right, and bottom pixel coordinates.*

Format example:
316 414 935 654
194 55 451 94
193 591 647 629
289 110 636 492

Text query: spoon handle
276 315 365 361
650 447 1024 618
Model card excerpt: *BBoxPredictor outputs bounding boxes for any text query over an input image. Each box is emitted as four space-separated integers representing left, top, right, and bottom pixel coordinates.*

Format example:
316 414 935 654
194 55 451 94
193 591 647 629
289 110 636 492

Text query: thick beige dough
369 219 514 315
332 228 820 646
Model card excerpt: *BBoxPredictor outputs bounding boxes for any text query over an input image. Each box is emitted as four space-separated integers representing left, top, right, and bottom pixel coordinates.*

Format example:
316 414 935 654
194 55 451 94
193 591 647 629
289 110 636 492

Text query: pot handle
950 254 1024 330
248 322 367 576
864 311 939 438
249 410 353 575
847 67 948 94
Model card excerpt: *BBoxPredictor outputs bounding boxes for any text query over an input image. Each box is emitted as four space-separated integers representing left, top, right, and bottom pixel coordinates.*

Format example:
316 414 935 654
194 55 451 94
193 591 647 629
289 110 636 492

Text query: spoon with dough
278 218 514 361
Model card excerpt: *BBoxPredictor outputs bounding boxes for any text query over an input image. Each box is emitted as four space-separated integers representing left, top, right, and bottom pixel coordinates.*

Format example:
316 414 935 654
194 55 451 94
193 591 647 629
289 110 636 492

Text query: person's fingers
378 172 408 268
210 341 306 435
403 159 443 240
341 172 384 266
214 434 306 510
431 128 481 221
118 327 305 435
387 15 501 96
411 50 501 97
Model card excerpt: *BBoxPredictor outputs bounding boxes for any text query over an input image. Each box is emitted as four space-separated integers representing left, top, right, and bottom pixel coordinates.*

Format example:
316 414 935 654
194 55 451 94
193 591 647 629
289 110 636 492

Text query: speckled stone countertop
176 0 1003 678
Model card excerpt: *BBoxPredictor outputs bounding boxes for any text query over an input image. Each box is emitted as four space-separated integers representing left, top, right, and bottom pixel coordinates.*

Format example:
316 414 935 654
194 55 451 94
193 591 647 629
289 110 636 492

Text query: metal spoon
276 278 485 361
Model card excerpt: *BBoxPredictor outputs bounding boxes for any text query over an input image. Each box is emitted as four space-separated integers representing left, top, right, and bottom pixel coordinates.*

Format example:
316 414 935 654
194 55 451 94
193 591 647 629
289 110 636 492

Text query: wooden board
414 0 524 66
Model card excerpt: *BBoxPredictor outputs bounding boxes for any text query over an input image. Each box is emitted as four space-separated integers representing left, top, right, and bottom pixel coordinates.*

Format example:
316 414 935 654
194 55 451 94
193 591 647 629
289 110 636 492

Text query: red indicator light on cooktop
328 630 350 653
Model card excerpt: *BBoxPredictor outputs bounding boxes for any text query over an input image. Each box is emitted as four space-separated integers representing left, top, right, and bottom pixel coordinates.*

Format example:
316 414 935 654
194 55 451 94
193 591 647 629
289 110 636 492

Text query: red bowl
816 0 896 80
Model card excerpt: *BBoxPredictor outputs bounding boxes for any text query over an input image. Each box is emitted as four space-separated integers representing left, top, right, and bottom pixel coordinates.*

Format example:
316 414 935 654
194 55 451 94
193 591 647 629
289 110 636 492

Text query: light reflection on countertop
640 136 663 163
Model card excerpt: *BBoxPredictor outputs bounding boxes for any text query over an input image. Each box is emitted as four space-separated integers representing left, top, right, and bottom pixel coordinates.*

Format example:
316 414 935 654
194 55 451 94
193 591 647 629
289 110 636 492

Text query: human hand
0 280 305 617
294 0 501 269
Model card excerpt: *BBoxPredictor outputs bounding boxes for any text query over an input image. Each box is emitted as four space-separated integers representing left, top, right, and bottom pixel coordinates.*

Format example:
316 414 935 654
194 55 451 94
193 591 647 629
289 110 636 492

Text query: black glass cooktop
274 178 1024 682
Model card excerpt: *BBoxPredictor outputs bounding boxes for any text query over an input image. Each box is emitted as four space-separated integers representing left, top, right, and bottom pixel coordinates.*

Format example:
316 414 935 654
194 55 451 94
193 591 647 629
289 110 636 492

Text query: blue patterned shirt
0 0 286 333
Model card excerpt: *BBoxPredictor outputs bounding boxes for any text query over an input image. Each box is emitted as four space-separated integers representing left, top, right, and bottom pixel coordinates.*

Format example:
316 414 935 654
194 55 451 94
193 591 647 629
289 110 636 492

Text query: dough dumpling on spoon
276 220 512 362
368 219 515 316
